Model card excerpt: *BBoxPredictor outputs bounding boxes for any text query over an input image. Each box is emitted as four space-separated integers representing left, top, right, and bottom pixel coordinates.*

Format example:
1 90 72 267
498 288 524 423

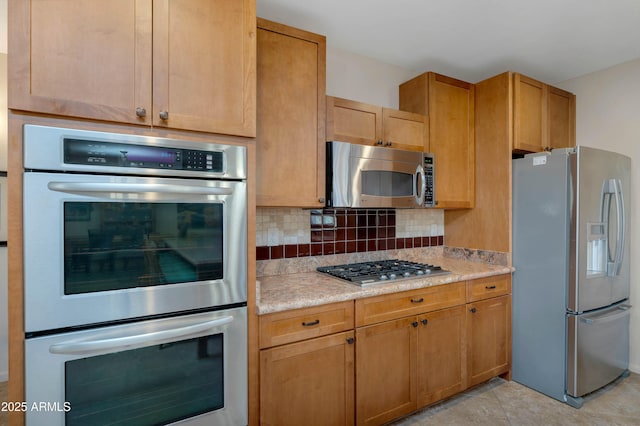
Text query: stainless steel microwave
326 141 435 208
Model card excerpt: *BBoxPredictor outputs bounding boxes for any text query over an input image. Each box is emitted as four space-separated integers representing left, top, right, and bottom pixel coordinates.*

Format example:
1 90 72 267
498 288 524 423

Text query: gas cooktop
317 259 450 286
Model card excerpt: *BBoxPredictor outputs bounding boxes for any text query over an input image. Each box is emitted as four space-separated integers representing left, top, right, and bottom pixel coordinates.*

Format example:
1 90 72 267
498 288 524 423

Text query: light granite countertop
257 252 514 315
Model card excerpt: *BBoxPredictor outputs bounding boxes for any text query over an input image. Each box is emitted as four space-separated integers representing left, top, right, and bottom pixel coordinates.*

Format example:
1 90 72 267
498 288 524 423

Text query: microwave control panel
63 138 224 173
424 154 435 207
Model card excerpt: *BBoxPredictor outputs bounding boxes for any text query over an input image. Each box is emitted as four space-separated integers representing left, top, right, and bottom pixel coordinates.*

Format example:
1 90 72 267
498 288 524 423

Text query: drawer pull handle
411 321 419 328
421 319 428 326
470 307 477 313
485 285 497 289
302 319 320 327
411 297 424 303
346 337 355 344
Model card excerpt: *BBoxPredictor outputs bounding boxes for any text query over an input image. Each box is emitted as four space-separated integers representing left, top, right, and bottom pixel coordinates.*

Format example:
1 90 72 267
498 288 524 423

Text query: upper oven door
23 172 247 333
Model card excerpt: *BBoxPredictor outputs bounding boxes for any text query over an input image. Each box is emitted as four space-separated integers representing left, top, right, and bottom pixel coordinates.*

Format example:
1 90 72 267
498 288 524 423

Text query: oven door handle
47 182 234 196
48 316 234 355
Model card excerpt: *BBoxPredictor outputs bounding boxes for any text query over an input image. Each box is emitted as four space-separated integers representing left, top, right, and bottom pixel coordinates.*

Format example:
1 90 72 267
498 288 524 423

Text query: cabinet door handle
135 107 146 118
485 285 497 289
159 110 169 120
411 321 419 328
301 319 320 327
346 337 355 344
421 319 428 326
386 141 392 147
377 139 384 146
470 307 477 313
411 297 424 303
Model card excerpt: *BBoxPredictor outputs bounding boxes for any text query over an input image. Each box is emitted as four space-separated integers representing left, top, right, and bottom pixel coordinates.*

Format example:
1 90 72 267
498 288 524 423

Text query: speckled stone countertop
257 247 514 315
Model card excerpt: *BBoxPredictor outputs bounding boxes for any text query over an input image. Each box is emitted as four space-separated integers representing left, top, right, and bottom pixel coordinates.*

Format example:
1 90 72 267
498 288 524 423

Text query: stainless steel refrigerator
512 146 631 408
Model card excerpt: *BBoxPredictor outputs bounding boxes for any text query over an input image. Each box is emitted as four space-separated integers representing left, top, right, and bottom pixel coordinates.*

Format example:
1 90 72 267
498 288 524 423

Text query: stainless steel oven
26 307 246 426
22 124 248 425
23 125 247 332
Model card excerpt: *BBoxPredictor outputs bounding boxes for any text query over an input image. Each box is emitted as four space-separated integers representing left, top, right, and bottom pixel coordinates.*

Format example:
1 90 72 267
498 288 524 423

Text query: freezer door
572 147 631 312
566 303 630 397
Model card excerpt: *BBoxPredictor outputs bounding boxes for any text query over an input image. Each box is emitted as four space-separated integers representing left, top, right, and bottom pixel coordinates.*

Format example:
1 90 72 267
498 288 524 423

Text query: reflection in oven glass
65 334 224 425
64 202 224 294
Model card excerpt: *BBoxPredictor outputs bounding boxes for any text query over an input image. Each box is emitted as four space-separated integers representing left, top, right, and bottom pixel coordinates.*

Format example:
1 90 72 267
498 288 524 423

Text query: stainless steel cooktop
316 259 450 286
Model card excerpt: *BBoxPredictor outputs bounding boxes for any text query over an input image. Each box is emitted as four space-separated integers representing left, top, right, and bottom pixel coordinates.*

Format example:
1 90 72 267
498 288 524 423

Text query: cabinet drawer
260 301 354 349
355 282 466 327
466 274 512 302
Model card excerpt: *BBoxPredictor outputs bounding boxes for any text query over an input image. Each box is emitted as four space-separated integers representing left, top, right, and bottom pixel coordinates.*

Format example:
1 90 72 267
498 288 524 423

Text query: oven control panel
64 138 224 172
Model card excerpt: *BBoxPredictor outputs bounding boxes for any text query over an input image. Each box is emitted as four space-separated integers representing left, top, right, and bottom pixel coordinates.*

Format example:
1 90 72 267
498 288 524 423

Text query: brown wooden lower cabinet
466 294 512 387
417 305 467 407
355 317 418 426
258 276 512 426
260 331 355 426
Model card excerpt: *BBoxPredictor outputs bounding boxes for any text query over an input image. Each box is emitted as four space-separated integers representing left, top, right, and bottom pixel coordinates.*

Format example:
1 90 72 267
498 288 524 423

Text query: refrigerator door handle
600 179 624 277
579 304 632 325
614 179 625 276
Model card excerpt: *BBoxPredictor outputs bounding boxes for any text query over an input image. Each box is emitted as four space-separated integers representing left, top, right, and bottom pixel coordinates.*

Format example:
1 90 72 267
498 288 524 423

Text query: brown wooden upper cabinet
399 72 475 209
8 0 256 137
326 96 429 152
513 73 575 153
256 19 326 207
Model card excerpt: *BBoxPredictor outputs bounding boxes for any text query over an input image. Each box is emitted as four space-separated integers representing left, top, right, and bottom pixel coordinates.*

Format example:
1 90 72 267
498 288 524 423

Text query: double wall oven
23 125 247 425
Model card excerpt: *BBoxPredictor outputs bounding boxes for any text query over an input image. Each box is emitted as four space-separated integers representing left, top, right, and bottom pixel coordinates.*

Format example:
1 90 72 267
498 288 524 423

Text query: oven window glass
361 170 413 197
64 202 223 294
65 333 224 425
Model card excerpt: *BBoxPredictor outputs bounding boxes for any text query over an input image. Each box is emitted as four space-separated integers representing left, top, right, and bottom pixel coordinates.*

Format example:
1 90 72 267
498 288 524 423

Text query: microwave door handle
49 316 234 356
415 165 425 206
47 182 233 196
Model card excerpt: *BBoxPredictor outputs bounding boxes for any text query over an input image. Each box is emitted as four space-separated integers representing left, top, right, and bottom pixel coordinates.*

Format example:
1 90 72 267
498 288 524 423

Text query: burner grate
317 259 450 286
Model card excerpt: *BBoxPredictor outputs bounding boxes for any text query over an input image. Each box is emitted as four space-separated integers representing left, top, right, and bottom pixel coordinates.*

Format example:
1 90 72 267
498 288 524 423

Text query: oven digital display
63 138 224 172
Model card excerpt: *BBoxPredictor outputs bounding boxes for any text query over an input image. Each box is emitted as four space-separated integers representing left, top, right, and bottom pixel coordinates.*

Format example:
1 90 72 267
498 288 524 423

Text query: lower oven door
25 306 247 426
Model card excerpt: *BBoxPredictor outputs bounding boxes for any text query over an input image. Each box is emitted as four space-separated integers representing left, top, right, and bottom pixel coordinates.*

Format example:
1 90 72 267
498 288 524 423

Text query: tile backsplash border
256 207 444 261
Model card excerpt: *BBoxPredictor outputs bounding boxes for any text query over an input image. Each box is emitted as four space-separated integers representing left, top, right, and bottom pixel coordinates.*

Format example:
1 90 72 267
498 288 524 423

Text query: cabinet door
428 73 475 208
417 305 466 407
153 0 256 136
467 295 511 387
326 97 383 146
356 317 417 426
513 74 547 152
260 331 355 426
548 86 576 149
256 19 326 207
381 108 429 152
399 72 475 207
9 0 153 125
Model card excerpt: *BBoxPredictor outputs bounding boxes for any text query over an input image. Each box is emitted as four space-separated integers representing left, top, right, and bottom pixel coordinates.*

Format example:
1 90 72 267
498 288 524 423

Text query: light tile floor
390 373 640 425
0 374 637 425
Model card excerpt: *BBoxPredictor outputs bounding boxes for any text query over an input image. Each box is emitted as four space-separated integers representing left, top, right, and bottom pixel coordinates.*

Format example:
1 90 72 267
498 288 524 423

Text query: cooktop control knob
389 273 397 280
403 271 411 277
416 270 424 275
380 274 389 280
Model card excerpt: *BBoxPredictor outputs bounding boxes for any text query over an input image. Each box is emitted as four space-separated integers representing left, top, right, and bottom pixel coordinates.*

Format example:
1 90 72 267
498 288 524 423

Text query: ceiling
256 0 640 84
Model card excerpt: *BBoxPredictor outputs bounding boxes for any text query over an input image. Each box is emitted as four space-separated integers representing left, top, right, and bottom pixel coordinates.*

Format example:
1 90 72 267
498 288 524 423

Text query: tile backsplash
256 208 444 260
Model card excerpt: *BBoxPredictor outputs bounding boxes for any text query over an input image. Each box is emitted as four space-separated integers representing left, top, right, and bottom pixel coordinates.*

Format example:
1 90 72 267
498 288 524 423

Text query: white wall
559 58 640 373
326 46 417 109
0 0 6 54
